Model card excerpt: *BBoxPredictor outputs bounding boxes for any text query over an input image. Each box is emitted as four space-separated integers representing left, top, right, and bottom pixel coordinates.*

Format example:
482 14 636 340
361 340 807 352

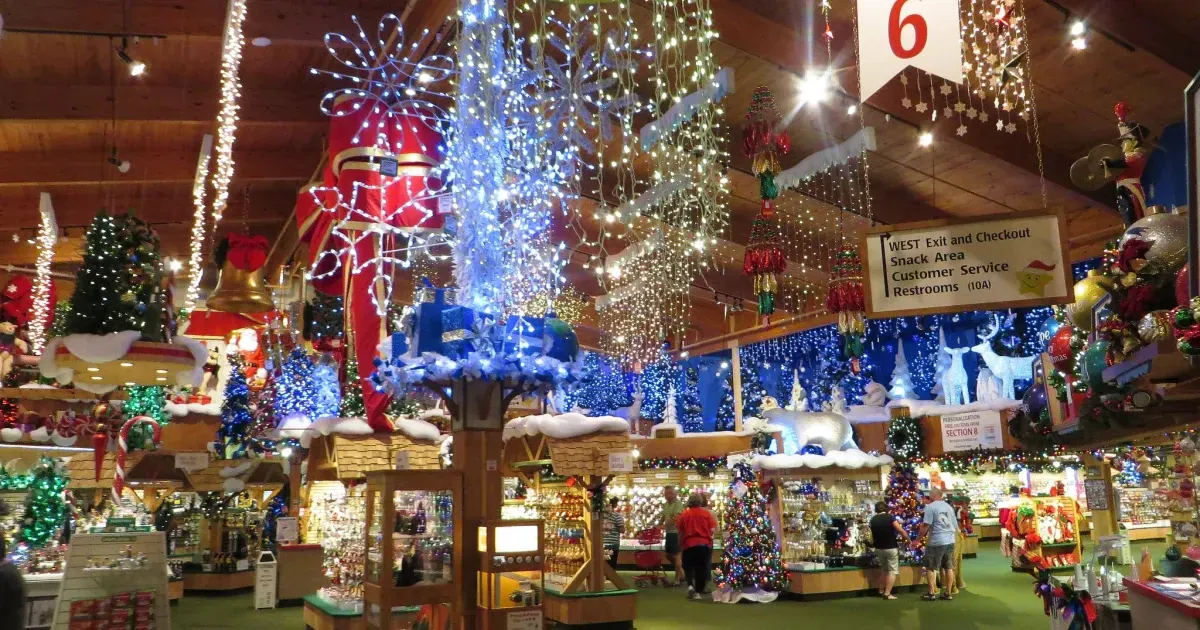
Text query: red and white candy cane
112 416 161 499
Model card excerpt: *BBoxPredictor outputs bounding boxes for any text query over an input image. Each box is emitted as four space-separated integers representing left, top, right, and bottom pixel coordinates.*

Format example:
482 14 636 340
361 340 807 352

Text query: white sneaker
687 587 696 599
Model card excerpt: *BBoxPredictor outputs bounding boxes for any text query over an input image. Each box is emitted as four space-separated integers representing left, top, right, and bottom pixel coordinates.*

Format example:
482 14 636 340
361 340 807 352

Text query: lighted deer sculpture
941 325 973 406
971 313 1037 400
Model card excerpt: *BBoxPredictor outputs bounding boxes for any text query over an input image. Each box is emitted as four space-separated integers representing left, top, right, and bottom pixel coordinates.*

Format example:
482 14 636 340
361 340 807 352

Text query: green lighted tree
341 359 365 417
64 212 166 341
123 385 169 450
18 457 68 548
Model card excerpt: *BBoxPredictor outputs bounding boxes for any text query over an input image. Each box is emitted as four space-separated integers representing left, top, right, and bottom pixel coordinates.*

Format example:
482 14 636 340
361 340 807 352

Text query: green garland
637 456 726 477
912 449 1079 475
886 415 923 461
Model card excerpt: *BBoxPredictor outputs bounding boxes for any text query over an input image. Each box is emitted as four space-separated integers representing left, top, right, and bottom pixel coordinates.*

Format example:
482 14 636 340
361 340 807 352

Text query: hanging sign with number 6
857 0 963 101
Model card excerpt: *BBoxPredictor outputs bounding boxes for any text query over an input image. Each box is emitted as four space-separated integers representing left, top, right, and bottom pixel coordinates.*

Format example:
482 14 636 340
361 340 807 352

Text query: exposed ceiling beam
709 0 1119 214
1045 0 1200 76
0 151 313 187
0 84 326 124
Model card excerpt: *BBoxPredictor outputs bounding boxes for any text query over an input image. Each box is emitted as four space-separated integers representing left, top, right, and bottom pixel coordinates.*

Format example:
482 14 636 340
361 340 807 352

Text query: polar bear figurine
761 396 858 454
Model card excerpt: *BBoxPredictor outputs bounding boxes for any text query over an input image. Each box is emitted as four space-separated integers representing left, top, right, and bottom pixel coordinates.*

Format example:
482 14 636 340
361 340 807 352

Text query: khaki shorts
877 548 899 575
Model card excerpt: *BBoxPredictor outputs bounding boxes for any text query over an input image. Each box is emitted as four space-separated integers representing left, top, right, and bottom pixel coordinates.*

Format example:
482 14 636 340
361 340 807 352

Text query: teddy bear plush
0 320 28 379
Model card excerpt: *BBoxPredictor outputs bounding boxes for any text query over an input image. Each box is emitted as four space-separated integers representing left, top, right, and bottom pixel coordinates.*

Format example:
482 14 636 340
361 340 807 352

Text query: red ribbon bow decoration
226 234 271 272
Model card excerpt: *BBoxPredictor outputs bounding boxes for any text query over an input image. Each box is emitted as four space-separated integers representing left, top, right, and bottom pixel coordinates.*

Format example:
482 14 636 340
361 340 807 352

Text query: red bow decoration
1118 238 1151 273
225 234 270 272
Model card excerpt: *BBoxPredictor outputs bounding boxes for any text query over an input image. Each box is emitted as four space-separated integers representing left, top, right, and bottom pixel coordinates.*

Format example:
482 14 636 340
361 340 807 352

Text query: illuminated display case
363 470 464 630
476 520 544 630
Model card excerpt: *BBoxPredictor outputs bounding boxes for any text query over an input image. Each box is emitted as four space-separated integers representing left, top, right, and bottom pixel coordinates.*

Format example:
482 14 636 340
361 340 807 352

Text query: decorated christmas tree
713 460 787 594
388 395 420 418
740 361 767 418
273 348 316 423
311 360 342 419
573 352 633 416
64 211 166 341
248 375 277 456
639 349 674 422
17 456 67 548
216 356 254 459
341 359 365 417
715 376 735 431
306 293 345 341
888 340 916 400
680 366 704 433
887 463 925 561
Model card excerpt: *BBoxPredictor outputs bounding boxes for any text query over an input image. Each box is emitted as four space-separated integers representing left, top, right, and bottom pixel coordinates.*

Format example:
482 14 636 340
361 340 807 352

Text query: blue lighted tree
273 349 317 423
680 365 703 433
639 351 674 422
572 352 632 415
740 361 767 418
215 357 253 459
311 360 342 419
715 376 736 431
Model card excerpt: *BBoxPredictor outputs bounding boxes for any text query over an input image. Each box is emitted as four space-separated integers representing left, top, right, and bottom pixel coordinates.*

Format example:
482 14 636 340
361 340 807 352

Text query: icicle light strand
209 0 248 225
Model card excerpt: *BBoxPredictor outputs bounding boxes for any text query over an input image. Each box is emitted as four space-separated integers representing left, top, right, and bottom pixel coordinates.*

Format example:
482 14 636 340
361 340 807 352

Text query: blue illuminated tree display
715 376 736 431
216 357 253 459
572 352 633 415
739 360 767 418
311 360 342 419
680 365 703 433
639 351 674 422
274 349 317 423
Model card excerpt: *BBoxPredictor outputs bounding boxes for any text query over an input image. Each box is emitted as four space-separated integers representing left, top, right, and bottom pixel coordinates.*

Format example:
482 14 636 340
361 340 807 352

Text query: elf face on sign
1016 260 1057 296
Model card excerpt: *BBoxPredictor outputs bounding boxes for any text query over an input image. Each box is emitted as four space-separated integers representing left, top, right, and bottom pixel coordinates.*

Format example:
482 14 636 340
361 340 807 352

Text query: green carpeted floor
172 541 1162 629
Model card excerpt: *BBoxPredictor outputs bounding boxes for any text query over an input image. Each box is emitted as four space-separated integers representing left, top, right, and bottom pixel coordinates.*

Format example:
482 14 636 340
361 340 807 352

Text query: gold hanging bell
206 259 275 314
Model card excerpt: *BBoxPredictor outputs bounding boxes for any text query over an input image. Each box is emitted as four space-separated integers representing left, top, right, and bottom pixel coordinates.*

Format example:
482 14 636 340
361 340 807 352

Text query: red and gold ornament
742 86 790 317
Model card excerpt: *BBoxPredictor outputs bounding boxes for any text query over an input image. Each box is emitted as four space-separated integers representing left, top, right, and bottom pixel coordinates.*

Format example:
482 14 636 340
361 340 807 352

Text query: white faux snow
51 432 78 447
219 461 255 478
752 449 894 471
300 416 376 448
886 398 1020 417
61 331 142 364
844 405 890 424
165 401 190 417
393 417 444 443
18 383 55 389
29 426 51 442
639 67 734 150
417 408 448 422
172 335 209 388
0 428 22 442
501 412 630 442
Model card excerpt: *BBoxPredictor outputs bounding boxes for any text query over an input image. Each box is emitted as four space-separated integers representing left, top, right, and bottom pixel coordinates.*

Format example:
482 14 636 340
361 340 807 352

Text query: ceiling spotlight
1071 37 1087 50
847 104 858 116
1069 20 1086 37
919 132 934 147
107 148 131 173
251 37 272 47
167 258 183 272
798 68 833 106
116 38 147 77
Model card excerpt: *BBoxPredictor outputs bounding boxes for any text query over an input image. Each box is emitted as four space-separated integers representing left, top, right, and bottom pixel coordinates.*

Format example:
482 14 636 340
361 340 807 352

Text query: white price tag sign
655 472 671 480
607 452 634 473
276 517 298 545
175 452 209 472
395 451 411 470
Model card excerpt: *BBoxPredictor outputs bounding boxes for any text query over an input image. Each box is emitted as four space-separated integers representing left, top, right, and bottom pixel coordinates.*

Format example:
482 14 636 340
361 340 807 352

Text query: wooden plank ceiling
0 0 1193 346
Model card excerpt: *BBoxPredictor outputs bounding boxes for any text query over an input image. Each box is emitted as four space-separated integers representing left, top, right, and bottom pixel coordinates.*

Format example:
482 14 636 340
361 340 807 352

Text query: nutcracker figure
1102 101 1151 227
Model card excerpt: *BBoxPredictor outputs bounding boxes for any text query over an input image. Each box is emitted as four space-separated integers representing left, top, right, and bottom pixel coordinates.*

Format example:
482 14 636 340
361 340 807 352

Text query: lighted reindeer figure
971 313 1037 400
941 326 973 406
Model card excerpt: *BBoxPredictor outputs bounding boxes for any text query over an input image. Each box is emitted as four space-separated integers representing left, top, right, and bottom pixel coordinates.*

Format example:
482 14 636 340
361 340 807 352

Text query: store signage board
175 452 208 472
276 517 298 544
507 610 542 630
1084 479 1110 511
863 211 1071 318
939 410 1004 452
607 452 634 473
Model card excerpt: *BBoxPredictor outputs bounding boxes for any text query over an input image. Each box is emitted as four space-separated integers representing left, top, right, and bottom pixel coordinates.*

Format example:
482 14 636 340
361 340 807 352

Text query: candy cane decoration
113 416 161 499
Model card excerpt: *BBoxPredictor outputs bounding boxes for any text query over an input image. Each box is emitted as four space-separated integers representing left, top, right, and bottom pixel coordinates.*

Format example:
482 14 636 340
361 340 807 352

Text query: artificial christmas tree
888 340 917 400
680 366 704 433
273 348 317 423
887 463 925 561
18 456 67 548
388 394 421 419
740 362 767 418
123 385 169 450
311 360 342 419
573 352 633 415
713 460 787 600
341 359 366 417
715 376 736 431
248 374 278 456
931 327 952 402
64 212 166 341
786 369 808 411
215 356 254 459
639 352 674 422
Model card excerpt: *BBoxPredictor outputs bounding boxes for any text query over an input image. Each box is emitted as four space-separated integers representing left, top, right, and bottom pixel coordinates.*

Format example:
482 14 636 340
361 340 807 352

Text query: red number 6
888 0 928 59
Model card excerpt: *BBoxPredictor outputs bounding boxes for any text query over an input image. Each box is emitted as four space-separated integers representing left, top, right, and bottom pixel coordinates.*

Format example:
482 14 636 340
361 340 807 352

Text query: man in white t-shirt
919 488 959 601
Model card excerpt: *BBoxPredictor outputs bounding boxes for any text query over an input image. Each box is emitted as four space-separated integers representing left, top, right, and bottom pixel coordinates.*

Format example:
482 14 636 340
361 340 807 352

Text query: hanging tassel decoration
742 86 791 316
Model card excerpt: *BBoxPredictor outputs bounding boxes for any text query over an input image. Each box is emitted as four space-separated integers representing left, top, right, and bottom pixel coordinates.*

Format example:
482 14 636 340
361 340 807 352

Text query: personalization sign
939 410 1004 452
175 452 209 472
864 211 1071 317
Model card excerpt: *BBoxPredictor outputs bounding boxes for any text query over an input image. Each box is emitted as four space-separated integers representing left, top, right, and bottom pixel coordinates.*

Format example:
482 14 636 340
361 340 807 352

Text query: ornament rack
49 532 172 630
607 468 731 568
1009 495 1082 573
501 428 636 628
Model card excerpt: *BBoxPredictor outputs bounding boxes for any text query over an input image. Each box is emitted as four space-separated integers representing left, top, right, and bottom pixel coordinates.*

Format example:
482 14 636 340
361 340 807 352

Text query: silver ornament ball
1119 208 1189 273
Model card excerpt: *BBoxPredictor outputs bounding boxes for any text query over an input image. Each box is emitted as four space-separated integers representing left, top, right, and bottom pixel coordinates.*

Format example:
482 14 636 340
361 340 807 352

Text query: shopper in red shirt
676 495 718 600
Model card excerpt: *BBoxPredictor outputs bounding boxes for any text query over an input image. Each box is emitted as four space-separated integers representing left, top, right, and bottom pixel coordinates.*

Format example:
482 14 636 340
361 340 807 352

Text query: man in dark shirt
0 531 27 630
870 500 910 600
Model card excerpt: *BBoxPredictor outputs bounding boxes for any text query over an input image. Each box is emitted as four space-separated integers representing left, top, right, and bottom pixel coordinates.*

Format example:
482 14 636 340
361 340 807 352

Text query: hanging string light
28 194 57 354
209 0 248 225
184 135 214 309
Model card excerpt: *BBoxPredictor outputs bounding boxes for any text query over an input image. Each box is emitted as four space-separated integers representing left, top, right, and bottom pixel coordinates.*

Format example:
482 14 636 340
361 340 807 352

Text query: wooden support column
730 340 743 432
288 460 302 517
454 430 504 630
1083 453 1119 541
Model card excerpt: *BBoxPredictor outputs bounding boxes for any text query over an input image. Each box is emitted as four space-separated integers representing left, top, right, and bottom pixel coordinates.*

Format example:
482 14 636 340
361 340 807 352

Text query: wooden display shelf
977 523 1003 541
962 534 980 558
785 565 925 598
0 387 127 401
182 569 255 591
168 579 184 602
543 588 637 628
301 595 420 630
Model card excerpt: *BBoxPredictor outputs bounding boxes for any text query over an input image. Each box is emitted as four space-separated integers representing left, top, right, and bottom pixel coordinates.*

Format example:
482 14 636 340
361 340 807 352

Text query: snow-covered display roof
841 398 1022 425
289 415 447 448
751 449 894 471
502 412 630 442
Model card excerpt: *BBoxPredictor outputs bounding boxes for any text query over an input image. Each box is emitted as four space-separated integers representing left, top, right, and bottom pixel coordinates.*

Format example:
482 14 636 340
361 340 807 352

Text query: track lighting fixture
108 148 131 173
116 37 146 76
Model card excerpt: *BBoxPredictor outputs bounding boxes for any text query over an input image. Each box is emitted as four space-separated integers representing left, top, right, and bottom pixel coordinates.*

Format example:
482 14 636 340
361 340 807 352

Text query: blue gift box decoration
441 305 497 358
412 279 449 356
